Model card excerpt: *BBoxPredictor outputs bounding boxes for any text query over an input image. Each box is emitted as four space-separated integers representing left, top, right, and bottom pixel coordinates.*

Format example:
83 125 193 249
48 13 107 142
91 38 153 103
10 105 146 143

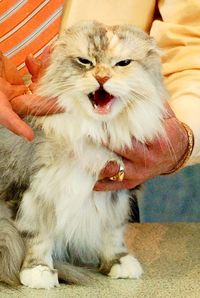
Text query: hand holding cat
94 104 189 190
0 48 62 141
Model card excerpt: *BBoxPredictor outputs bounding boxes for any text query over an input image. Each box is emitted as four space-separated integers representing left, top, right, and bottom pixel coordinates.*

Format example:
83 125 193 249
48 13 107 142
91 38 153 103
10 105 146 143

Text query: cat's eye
77 57 93 66
115 59 132 67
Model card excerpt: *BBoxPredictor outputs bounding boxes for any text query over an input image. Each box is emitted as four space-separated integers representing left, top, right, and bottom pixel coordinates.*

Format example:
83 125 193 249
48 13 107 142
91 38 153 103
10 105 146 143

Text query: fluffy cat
0 21 167 289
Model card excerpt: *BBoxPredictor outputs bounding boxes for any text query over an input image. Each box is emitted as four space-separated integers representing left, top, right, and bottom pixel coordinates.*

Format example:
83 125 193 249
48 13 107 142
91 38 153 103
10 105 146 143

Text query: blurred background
140 165 200 222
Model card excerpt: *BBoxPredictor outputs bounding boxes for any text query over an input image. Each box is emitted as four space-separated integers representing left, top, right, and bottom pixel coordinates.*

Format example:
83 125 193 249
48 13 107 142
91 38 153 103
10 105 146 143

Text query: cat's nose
95 75 110 86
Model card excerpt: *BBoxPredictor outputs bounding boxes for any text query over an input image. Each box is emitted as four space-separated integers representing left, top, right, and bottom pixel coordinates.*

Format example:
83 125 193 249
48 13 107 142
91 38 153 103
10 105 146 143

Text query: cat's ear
147 37 162 57
54 27 77 50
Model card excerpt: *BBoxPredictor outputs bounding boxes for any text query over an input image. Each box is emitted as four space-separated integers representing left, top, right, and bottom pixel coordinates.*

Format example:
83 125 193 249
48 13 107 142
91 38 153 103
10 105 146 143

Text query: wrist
161 122 194 175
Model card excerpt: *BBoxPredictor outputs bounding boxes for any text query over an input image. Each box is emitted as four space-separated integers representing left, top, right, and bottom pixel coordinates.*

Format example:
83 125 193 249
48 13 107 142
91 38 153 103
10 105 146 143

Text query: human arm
150 0 200 165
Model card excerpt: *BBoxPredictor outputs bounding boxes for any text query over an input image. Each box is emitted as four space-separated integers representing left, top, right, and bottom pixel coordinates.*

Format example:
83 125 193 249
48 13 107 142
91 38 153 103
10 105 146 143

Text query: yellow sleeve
151 0 200 165
60 0 155 32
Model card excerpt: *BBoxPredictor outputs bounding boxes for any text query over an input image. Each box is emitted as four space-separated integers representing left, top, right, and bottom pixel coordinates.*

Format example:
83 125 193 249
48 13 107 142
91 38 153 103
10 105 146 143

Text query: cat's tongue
89 88 114 114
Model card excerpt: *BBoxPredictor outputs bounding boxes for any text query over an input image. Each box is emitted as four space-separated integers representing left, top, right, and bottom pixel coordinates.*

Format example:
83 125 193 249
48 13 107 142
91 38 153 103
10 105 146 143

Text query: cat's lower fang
94 100 113 114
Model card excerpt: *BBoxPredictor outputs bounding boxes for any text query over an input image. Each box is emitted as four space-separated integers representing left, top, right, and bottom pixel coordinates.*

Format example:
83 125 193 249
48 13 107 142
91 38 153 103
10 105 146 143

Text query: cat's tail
0 218 25 286
54 261 95 285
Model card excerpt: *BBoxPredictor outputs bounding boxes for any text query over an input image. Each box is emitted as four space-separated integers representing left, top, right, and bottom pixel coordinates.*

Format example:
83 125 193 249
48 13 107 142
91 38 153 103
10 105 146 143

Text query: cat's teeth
88 92 95 98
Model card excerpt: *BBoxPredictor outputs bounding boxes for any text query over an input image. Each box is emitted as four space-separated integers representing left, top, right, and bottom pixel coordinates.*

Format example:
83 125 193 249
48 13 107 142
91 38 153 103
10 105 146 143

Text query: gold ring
27 86 33 94
109 165 125 182
24 86 33 95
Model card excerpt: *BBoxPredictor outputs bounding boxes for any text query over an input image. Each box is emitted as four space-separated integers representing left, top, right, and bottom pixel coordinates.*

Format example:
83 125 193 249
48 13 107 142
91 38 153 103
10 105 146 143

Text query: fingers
0 109 34 141
9 84 28 98
0 77 60 117
25 46 52 82
0 92 34 141
94 179 137 191
10 94 63 116
98 160 120 180
40 45 52 68
95 159 141 191
112 141 147 161
0 77 28 99
99 159 135 180
163 102 176 118
0 51 24 85
25 54 41 82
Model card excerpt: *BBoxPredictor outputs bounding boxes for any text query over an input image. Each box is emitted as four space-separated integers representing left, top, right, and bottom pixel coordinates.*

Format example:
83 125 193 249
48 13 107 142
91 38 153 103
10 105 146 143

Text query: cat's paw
108 255 143 279
20 265 59 289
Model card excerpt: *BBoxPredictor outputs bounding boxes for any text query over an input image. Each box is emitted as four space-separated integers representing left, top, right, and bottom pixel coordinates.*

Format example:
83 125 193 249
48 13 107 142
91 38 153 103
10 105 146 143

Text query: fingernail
28 53 34 60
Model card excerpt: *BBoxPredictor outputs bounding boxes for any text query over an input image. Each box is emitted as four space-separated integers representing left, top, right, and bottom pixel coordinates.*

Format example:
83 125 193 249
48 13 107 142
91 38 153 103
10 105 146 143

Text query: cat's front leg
100 246 143 280
99 224 143 280
19 235 59 289
100 247 143 280
16 186 59 289
107 254 143 279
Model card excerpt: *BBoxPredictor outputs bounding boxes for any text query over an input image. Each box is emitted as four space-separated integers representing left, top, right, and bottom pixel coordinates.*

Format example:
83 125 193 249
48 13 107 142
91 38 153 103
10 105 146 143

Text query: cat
0 20 167 289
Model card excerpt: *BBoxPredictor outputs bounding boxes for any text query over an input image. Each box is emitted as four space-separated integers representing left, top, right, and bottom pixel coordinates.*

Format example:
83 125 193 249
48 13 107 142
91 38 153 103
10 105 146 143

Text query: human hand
94 104 189 191
11 47 63 119
0 48 62 141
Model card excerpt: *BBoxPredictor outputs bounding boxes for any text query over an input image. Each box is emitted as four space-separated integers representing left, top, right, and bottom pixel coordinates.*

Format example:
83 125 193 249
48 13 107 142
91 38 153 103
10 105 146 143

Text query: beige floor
1 223 200 298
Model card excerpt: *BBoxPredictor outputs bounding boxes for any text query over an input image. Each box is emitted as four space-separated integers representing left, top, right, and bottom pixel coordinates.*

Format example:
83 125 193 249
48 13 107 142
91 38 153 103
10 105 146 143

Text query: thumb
25 54 41 82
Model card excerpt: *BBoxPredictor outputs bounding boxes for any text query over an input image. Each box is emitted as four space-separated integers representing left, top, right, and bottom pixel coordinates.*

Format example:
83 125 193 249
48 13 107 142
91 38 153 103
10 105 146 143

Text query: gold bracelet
161 122 194 175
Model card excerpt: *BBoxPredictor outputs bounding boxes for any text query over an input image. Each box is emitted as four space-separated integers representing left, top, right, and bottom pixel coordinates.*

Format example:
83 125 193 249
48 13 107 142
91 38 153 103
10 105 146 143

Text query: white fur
109 255 143 279
20 265 59 289
18 162 130 264
16 22 167 288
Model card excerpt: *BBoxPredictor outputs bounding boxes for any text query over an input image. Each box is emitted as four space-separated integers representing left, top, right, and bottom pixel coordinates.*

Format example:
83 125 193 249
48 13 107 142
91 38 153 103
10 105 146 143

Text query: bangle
161 122 194 175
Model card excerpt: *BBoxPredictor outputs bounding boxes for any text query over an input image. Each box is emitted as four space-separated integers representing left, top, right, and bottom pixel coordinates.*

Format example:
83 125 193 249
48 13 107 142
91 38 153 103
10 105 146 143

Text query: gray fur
0 125 44 204
0 124 44 285
0 124 99 286
54 262 94 285
0 219 25 286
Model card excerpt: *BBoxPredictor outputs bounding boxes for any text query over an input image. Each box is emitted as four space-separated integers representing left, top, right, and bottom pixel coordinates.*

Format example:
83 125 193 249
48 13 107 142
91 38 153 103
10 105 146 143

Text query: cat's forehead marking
105 30 132 58
106 30 120 50
87 28 126 62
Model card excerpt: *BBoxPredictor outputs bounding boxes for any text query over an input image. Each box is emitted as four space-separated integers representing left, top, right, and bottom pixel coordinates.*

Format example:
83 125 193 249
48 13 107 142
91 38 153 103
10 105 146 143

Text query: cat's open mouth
88 87 114 114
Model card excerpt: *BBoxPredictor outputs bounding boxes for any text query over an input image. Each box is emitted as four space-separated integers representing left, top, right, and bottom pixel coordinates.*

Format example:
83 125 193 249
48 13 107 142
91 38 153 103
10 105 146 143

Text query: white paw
20 265 59 289
108 255 143 279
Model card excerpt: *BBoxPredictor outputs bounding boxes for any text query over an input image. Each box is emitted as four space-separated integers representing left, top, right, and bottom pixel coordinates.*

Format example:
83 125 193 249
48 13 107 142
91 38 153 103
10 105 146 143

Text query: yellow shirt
61 0 200 166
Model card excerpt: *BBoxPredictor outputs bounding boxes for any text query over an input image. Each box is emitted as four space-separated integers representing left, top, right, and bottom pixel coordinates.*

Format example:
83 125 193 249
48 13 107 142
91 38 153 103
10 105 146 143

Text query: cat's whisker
160 122 185 167
26 99 63 127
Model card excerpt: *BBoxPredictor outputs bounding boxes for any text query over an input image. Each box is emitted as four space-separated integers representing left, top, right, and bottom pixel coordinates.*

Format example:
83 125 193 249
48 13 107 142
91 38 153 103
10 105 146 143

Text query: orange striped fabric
0 0 64 74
